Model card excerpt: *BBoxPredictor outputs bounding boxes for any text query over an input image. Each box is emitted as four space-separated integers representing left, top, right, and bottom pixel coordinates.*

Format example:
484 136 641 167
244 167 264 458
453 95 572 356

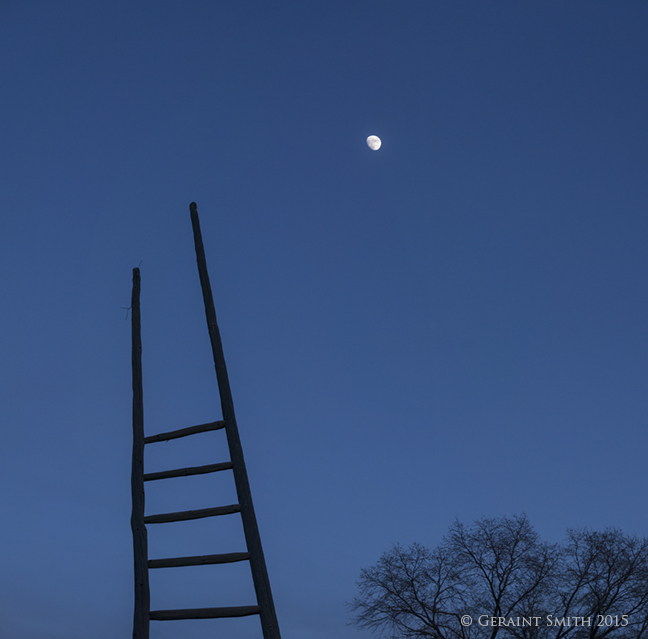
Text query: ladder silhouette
130 202 281 639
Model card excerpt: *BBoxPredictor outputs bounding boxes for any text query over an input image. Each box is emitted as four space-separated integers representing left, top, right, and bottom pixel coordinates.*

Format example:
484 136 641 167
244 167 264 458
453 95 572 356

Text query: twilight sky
1 2 648 638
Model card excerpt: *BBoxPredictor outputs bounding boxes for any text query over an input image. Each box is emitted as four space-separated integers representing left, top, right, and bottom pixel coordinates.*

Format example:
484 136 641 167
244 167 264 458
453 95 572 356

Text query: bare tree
351 542 472 639
448 515 559 639
549 529 648 639
349 516 648 639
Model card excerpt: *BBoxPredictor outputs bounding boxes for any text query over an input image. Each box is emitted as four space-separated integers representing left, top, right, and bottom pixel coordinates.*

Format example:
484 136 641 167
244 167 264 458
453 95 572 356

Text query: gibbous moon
366 135 381 151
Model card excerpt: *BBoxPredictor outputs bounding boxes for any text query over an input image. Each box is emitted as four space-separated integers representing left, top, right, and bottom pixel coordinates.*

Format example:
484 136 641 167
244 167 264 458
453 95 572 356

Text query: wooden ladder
130 203 281 639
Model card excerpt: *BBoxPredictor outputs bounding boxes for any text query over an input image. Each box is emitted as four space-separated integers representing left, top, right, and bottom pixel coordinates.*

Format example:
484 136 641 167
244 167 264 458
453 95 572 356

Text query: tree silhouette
350 515 648 639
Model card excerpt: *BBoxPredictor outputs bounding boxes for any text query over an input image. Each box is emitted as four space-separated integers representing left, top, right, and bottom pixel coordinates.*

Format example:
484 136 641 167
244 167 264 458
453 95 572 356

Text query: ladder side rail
131 267 150 639
190 203 282 639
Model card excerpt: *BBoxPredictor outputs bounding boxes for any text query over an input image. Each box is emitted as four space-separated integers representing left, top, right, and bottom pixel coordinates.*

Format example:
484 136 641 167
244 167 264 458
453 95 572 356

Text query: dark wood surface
150 606 261 620
190 202 282 639
143 420 225 444
130 268 150 639
148 551 250 569
143 503 240 524
143 461 233 482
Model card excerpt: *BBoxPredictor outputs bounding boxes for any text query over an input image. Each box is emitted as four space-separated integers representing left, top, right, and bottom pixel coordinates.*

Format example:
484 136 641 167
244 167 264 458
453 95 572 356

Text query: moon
366 135 381 151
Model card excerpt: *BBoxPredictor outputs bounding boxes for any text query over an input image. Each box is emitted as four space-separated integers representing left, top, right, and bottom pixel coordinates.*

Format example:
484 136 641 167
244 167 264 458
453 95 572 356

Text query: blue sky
1 2 648 638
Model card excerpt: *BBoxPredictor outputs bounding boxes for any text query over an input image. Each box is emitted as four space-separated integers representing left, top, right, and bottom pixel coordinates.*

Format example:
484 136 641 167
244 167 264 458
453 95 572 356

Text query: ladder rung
144 461 233 481
150 605 261 620
143 504 240 524
148 551 250 569
144 420 225 444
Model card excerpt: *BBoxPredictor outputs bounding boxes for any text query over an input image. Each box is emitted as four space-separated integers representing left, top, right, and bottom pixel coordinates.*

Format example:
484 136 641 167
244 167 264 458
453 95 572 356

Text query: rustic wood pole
130 267 150 639
189 202 282 639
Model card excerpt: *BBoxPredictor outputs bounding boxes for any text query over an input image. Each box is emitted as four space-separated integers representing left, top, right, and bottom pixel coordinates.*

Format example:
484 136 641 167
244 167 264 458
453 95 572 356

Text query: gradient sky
1 3 648 638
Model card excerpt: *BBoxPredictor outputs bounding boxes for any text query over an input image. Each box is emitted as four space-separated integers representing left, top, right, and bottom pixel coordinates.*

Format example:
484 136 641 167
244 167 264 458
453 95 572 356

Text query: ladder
130 202 281 639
